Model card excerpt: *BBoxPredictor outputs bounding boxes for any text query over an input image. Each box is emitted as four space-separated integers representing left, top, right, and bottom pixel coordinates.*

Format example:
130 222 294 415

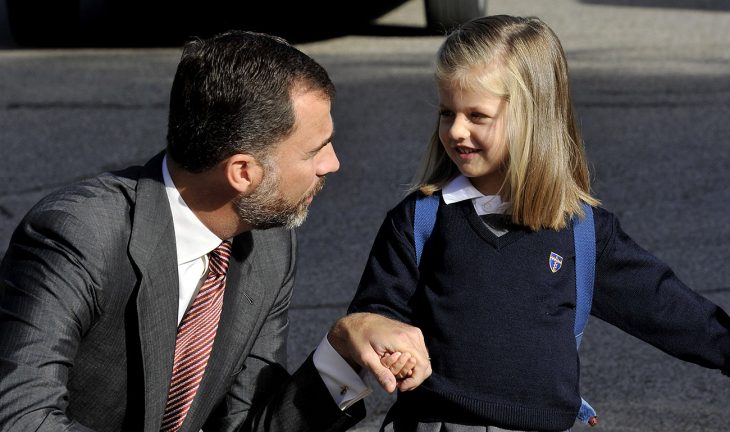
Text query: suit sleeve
0 209 101 432
591 208 730 376
203 230 365 432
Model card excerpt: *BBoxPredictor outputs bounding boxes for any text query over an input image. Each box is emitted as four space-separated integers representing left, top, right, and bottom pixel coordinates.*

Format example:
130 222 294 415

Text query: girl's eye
439 110 454 118
471 112 489 120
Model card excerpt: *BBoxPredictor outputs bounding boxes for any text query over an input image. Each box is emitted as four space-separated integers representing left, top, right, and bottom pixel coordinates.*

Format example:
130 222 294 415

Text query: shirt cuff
313 336 372 410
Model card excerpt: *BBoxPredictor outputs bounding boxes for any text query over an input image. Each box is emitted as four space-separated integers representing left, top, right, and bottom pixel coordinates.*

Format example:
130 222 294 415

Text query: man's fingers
407 328 430 360
362 351 397 393
367 315 431 390
389 325 429 361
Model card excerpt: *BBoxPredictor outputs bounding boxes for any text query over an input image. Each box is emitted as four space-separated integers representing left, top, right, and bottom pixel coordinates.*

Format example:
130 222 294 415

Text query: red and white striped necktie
160 240 232 432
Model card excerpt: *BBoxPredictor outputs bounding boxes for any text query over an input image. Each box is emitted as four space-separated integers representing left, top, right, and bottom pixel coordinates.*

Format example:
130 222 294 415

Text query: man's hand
327 313 431 393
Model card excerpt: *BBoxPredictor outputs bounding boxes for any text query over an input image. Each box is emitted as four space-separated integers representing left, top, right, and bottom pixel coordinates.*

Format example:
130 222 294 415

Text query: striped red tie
160 240 233 432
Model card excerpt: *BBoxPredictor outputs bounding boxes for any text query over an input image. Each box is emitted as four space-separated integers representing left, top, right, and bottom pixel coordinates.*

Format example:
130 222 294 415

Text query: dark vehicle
6 0 486 46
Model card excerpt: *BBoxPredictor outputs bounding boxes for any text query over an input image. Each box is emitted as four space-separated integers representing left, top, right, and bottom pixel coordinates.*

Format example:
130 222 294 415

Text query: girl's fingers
381 351 418 380
380 351 402 369
405 356 416 376
392 352 413 379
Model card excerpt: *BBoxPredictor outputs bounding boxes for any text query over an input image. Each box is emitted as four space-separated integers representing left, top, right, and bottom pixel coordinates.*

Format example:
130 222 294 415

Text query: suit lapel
128 153 180 431
182 232 266 431
126 153 276 431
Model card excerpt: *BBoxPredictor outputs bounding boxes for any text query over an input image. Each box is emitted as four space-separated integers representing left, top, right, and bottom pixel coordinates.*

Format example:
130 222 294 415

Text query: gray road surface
1 1 728 431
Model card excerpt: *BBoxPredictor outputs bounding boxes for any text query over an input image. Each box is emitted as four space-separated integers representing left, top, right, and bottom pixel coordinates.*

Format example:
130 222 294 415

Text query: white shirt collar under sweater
442 175 512 215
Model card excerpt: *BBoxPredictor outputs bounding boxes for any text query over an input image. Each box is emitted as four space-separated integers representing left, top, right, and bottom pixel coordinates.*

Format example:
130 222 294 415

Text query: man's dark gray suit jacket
0 152 364 432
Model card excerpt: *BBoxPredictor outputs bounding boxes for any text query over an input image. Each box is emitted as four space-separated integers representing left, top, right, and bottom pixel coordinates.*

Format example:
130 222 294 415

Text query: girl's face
438 80 509 196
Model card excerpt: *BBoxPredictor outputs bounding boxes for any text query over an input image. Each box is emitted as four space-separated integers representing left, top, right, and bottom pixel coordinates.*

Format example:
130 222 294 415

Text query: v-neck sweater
348 191 730 431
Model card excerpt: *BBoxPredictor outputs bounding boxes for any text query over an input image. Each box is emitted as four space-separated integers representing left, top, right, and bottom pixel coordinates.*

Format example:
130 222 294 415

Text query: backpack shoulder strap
414 193 440 266
573 202 596 346
573 202 599 426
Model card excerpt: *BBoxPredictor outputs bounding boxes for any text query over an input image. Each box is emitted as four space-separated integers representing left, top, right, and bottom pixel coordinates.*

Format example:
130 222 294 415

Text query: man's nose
318 143 340 176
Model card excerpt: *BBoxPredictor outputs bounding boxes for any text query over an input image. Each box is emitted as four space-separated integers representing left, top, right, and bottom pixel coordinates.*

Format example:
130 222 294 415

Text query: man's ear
225 154 263 195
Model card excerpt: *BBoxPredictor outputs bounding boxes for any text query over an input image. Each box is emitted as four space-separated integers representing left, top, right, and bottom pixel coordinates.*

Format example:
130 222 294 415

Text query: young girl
351 15 730 432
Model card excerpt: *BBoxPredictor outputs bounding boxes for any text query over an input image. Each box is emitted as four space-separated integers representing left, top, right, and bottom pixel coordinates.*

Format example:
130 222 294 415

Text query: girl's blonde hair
412 15 599 230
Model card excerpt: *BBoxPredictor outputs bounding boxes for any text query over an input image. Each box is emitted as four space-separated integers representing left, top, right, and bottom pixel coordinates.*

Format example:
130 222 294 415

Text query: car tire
424 0 487 33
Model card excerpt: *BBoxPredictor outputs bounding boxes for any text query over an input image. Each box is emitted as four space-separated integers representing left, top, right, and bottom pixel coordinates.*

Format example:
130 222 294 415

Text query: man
0 31 430 432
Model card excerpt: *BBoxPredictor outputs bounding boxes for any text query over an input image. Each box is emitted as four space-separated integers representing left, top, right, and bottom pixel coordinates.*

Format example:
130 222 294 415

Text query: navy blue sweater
348 192 730 431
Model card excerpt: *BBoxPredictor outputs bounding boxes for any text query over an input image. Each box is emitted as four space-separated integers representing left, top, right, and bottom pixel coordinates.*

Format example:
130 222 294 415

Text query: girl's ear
224 153 264 195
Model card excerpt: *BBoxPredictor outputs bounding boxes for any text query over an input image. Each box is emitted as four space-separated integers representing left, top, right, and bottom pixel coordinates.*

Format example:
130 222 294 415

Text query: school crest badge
549 252 563 273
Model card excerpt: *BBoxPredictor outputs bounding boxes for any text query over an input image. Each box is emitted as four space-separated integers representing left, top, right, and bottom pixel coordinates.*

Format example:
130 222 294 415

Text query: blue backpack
413 193 599 427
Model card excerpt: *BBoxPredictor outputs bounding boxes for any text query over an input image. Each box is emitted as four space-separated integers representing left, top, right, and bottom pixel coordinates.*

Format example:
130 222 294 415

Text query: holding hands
328 312 431 393
380 351 417 382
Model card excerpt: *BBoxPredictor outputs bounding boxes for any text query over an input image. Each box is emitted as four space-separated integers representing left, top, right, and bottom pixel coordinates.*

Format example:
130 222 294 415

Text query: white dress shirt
161 156 370 410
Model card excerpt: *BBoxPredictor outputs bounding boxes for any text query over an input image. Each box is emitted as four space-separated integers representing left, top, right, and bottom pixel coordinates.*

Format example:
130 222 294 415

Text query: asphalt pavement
1 1 729 431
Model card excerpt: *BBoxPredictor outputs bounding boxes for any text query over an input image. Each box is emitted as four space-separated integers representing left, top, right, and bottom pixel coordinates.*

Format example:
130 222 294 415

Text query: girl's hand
380 351 416 384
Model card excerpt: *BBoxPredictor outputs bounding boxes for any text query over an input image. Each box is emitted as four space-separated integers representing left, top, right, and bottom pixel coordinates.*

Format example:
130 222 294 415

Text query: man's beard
234 162 325 230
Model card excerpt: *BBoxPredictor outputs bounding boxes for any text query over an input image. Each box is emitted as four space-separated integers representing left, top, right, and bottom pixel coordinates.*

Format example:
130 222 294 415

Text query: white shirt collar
441 175 512 215
162 156 223 265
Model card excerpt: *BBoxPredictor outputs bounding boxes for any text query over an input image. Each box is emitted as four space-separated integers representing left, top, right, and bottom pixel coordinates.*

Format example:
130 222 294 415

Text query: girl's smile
455 145 482 159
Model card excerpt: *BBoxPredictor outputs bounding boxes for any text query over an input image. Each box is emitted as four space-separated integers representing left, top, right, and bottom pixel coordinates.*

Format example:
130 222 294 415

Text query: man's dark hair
166 30 335 172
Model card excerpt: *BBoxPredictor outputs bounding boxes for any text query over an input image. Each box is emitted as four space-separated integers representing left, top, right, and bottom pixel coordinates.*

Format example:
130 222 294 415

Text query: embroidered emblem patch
549 252 563 273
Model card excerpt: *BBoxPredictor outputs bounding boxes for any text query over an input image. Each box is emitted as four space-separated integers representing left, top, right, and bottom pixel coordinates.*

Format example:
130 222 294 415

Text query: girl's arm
347 194 420 324
591 207 730 376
